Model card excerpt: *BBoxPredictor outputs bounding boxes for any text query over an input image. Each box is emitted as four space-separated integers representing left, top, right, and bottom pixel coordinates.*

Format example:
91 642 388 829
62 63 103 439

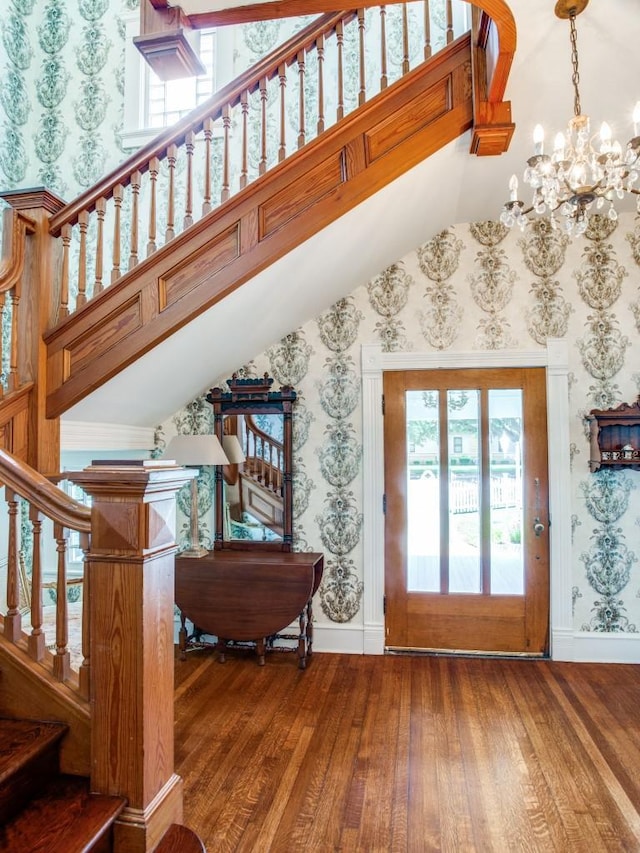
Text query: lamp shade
222 434 246 464
163 434 229 466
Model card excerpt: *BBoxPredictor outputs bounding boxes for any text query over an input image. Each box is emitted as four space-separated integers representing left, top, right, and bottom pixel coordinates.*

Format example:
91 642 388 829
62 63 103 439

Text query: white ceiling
64 0 640 431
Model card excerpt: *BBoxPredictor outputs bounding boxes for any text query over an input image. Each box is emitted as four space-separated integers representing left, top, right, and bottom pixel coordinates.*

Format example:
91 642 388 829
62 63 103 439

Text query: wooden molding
136 0 206 81
133 29 207 80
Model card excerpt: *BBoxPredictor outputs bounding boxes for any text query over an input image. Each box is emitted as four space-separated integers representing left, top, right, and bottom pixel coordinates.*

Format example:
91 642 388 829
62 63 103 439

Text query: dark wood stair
0 718 125 853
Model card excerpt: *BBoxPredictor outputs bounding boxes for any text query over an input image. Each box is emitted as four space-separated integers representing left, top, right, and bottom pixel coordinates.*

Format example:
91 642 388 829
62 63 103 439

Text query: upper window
121 13 232 150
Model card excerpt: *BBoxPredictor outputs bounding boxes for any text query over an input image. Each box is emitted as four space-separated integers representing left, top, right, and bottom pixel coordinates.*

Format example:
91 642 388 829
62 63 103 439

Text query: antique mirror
207 374 295 551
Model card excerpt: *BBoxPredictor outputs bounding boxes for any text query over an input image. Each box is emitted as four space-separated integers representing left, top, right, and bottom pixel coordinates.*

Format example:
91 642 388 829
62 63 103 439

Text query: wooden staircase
14 1 514 420
0 5 517 851
0 718 125 852
0 718 205 852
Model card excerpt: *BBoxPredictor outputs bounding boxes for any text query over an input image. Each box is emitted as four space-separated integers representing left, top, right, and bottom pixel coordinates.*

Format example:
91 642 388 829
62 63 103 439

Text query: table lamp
222 434 246 486
163 434 229 557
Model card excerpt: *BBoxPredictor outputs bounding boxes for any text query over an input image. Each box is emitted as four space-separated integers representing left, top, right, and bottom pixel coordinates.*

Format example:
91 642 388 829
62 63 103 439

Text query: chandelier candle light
501 0 640 235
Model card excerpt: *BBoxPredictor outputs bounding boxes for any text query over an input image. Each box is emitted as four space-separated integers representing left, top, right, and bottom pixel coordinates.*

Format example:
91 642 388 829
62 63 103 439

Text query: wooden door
384 368 549 655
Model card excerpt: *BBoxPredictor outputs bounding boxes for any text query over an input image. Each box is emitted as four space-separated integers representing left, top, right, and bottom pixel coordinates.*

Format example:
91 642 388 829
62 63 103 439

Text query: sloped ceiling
63 0 640 430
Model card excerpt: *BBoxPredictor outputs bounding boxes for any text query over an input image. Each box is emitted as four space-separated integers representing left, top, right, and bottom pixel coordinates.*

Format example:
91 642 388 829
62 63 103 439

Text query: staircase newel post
69 461 196 853
0 188 66 474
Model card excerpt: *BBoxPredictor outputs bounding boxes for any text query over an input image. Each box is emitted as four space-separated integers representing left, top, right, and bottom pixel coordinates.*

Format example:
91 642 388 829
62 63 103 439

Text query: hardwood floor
174 651 640 852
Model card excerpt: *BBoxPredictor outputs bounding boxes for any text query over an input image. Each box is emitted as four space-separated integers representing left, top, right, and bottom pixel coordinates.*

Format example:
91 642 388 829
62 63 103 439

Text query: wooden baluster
78 529 90 700
424 0 432 59
76 210 88 309
269 444 275 491
258 77 267 175
358 9 366 106
221 104 231 202
94 198 105 295
59 223 71 320
111 184 123 284
278 67 286 163
446 0 453 43
297 49 306 149
336 20 345 120
317 36 325 134
4 491 20 642
240 91 249 189
129 169 141 269
380 5 388 90
183 132 194 230
28 508 45 661
165 144 177 242
259 437 265 483
264 440 271 488
402 3 410 74
202 119 213 215
147 156 159 254
52 523 70 682
8 289 18 393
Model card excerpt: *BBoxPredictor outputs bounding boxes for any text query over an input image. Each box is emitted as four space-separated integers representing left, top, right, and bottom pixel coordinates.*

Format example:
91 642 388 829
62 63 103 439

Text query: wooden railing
0 207 35 397
0 450 195 850
0 449 92 698
47 1 469 321
242 413 284 494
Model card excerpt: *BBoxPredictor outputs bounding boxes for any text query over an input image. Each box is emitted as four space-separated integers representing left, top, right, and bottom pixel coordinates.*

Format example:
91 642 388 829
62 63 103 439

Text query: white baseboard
553 630 640 664
174 620 640 663
312 623 365 655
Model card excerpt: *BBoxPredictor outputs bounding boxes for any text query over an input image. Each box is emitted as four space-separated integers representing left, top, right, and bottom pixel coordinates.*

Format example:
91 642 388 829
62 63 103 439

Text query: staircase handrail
0 449 90 531
48 11 352 236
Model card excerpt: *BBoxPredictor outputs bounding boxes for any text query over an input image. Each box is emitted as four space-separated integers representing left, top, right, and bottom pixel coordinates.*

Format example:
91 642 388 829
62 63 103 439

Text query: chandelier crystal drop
500 0 640 237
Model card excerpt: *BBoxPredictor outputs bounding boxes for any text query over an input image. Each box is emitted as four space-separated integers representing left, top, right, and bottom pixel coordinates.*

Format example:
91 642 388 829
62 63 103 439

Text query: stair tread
0 774 126 853
0 718 67 786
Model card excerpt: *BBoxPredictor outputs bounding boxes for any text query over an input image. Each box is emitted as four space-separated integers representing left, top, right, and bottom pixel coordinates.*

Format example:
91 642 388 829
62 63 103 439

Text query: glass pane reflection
447 390 481 594
406 391 440 592
489 389 524 595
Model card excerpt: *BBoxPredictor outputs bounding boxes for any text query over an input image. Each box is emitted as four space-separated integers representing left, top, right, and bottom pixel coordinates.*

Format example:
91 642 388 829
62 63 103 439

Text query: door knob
533 519 545 537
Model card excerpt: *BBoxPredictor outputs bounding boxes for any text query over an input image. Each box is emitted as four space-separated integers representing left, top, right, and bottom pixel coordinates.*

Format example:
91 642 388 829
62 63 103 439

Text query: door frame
361 339 572 659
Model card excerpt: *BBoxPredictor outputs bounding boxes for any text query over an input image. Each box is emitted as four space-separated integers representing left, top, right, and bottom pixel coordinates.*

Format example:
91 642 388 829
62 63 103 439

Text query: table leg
306 598 314 658
179 611 188 660
256 638 266 666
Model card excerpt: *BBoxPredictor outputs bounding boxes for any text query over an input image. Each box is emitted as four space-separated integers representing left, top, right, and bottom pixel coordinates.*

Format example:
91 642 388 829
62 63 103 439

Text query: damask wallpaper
164 212 640 640
1 2 638 645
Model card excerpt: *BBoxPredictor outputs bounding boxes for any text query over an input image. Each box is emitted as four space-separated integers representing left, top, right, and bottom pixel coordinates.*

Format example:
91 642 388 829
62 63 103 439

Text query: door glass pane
489 389 524 595
448 390 481 594
406 391 439 592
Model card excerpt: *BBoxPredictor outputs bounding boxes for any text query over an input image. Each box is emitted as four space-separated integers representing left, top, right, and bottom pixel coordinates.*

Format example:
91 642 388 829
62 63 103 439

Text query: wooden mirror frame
207 374 296 552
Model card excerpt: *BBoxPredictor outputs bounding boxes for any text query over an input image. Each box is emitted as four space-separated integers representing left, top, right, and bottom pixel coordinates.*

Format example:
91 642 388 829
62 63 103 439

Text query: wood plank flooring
174 651 640 852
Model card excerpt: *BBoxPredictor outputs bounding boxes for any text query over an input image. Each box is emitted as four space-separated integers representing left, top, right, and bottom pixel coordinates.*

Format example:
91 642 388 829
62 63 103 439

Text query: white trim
313 623 365 655
562 632 640 664
361 340 572 660
61 421 156 451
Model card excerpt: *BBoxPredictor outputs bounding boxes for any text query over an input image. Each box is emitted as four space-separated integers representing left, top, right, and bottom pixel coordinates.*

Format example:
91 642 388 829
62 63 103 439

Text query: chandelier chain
569 11 581 117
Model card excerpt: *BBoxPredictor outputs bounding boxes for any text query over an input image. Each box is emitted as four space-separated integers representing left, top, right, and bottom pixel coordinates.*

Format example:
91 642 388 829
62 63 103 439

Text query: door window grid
406 387 524 596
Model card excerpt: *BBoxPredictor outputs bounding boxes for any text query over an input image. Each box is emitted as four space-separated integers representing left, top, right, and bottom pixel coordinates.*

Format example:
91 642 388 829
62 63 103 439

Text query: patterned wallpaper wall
1 2 638 638
164 212 640 637
0 0 136 199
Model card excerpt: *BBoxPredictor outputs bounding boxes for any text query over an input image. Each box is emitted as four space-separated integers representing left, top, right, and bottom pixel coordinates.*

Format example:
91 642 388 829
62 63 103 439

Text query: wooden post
0 188 66 473
69 461 195 853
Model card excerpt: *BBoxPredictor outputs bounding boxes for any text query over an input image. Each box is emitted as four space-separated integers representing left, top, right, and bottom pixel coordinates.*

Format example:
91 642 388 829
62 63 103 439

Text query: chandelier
500 0 640 236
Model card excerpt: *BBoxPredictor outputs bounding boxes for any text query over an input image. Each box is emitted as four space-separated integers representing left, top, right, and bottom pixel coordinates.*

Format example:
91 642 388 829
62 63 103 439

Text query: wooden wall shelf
587 398 640 472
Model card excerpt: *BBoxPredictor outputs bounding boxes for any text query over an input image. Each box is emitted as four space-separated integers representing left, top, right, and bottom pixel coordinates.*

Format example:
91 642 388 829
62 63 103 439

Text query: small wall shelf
587 397 640 472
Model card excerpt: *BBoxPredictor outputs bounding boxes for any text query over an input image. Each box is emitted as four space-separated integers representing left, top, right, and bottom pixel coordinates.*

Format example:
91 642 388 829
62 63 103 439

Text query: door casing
360 340 572 658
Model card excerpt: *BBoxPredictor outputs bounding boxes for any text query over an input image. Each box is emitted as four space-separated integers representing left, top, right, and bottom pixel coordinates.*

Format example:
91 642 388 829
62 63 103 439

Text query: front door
384 368 549 655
